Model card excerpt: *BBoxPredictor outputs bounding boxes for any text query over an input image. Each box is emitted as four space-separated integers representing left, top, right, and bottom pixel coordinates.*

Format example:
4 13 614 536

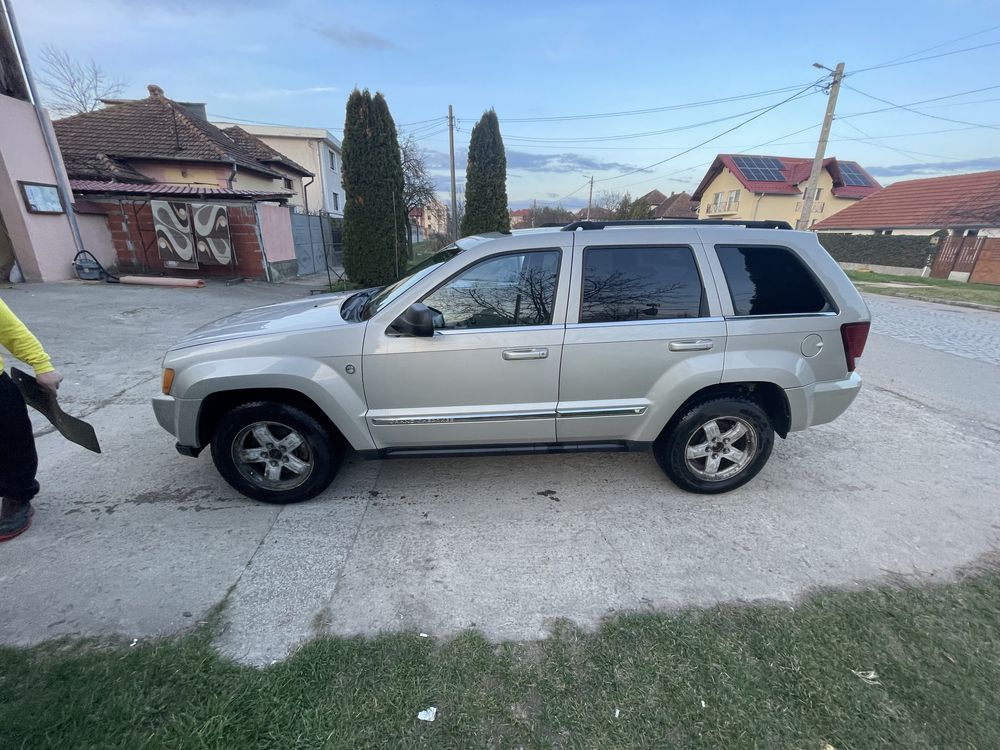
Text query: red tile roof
813 170 1000 230
69 180 292 199
692 154 881 201
54 88 285 183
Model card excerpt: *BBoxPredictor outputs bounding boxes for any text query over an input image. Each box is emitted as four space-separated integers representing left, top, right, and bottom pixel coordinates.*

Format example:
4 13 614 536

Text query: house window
803 187 823 201
965 229 979 237
328 149 337 172
283 177 293 190
728 189 740 204
713 191 724 206
332 192 339 211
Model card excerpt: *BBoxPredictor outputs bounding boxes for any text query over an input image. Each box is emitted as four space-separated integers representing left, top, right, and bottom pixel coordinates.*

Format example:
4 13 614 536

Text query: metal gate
931 234 985 279
290 210 343 278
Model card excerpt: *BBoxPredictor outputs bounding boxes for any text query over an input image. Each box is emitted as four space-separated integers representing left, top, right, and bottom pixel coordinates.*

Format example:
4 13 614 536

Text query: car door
557 228 727 444
362 236 572 449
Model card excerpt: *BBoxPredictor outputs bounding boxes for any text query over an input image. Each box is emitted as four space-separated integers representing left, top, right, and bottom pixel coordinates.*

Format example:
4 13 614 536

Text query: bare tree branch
37 45 125 117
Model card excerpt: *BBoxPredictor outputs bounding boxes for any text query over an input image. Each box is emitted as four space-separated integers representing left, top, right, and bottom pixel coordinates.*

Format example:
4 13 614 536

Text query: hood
172 292 357 350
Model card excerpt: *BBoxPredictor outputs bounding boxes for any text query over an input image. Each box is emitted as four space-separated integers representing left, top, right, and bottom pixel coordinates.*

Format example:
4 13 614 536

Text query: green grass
846 270 1000 308
3 571 1000 749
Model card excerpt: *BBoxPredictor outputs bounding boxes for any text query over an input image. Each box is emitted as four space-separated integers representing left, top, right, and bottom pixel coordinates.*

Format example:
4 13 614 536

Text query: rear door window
716 245 833 316
580 246 706 323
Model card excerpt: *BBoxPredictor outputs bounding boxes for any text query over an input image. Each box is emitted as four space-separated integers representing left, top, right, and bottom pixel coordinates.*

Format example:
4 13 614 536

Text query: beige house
692 154 880 227
211 121 344 217
410 199 449 240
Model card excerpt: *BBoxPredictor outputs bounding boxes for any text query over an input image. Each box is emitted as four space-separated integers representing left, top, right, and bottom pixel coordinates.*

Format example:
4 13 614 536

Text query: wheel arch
198 388 348 449
658 381 791 441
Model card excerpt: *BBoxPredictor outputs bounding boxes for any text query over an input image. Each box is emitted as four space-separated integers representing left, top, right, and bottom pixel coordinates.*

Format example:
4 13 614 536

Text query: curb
858 288 1000 314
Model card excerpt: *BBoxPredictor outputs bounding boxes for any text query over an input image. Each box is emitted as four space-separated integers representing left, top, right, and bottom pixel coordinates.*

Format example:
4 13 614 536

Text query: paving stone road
866 294 1000 366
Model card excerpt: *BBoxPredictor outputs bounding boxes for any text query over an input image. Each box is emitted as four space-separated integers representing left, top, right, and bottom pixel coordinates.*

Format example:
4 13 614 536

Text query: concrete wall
0 95 77 281
697 166 863 227
76 211 116 270
838 261 926 277
817 227 940 237
131 161 229 188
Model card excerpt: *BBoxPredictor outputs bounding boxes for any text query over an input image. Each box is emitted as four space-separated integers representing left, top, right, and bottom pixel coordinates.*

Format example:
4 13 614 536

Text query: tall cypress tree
341 89 407 287
461 110 510 236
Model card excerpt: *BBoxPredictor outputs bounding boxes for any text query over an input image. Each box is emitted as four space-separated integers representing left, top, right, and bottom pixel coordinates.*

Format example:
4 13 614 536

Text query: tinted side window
716 245 833 316
422 250 560 329
580 246 705 324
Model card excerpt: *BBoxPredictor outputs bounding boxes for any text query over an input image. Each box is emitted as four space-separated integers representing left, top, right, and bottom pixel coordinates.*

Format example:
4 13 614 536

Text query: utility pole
586 175 594 219
796 62 845 230
448 104 458 239
531 198 536 228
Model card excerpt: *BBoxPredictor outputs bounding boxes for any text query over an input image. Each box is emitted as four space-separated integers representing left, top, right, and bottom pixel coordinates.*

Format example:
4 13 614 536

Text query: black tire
210 401 342 504
653 396 774 494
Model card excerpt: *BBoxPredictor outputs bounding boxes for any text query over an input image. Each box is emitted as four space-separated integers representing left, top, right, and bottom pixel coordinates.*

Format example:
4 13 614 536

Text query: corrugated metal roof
69 180 292 199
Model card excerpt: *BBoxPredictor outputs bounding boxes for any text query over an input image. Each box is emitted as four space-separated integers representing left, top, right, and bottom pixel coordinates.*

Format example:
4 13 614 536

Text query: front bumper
152 394 202 450
785 372 862 432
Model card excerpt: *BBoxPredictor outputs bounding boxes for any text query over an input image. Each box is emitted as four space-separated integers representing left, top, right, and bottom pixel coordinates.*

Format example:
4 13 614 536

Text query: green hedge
817 233 939 269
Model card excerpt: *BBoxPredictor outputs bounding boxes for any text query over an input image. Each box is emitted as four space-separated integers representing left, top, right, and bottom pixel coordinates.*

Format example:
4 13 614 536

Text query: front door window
422 250 560 329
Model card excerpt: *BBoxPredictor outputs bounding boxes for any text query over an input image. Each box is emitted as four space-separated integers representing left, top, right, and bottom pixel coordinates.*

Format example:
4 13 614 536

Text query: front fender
174 355 375 451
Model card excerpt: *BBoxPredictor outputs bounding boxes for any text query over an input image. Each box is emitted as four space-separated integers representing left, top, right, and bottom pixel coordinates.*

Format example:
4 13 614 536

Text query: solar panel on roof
839 162 871 187
732 155 785 182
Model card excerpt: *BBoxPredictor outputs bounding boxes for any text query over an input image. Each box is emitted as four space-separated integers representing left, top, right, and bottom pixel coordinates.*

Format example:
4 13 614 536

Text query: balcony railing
794 201 825 213
705 201 739 215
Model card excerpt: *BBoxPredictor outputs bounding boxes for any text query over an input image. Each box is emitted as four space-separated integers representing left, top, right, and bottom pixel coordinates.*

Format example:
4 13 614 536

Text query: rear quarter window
716 245 834 316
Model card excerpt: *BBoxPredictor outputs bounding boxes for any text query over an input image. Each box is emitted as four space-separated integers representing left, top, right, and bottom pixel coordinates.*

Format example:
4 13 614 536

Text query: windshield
361 244 464 320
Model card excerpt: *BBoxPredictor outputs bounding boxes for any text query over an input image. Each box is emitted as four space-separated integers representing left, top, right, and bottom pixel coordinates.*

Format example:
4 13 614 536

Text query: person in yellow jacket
1 297 63 541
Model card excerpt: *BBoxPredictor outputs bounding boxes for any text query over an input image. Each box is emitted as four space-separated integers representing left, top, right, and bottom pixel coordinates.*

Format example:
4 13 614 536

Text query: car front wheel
211 401 342 504
653 396 774 494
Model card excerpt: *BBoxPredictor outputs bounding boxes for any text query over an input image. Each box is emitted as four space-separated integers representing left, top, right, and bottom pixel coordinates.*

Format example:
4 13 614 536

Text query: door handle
668 339 714 352
502 348 549 361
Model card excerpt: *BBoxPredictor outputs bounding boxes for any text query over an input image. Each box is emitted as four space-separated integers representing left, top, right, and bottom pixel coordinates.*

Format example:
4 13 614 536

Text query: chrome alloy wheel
231 421 314 491
684 416 758 482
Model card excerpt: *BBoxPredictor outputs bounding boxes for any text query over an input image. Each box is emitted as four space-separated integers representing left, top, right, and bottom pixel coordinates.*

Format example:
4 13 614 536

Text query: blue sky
16 0 1000 208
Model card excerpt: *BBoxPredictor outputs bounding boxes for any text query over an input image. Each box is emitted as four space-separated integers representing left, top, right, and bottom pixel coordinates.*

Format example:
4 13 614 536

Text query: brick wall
93 199 269 280
969 239 1000 286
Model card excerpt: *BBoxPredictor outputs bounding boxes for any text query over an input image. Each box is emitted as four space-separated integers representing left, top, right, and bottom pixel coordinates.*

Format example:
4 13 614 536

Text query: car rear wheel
211 401 342 504
653 396 774 494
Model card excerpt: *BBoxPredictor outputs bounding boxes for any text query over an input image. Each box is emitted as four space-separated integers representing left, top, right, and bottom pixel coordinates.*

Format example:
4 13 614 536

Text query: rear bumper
785 372 862 431
152 394 203 450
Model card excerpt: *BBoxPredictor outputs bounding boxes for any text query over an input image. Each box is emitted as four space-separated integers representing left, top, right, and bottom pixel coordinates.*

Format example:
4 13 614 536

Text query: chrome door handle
502 348 549 361
668 339 714 352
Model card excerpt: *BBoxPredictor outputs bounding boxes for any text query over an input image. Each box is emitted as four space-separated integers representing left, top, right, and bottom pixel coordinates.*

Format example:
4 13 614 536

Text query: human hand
37 370 64 397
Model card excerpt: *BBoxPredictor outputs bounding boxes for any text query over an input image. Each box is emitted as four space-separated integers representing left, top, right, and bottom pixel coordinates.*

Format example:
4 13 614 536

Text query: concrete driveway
1 280 999 665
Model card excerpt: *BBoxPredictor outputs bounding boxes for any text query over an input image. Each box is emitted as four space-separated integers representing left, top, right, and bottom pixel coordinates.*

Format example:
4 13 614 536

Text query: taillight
840 322 870 372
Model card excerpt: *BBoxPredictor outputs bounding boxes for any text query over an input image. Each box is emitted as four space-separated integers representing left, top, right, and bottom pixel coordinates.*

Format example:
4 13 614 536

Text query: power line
872 24 1000 67
534 180 592 205
841 83 1000 130
495 98 820 144
836 119 956 161
849 39 1000 75
458 82 819 124
595 82 820 183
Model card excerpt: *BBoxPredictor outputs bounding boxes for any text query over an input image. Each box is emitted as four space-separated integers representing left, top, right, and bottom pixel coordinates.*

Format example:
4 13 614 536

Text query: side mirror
388 302 435 337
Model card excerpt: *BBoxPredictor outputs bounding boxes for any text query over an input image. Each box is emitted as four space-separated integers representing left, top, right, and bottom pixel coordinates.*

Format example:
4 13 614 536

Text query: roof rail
559 219 793 231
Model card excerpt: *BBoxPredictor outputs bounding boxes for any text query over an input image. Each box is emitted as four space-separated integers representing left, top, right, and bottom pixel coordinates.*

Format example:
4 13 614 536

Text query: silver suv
153 220 871 503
